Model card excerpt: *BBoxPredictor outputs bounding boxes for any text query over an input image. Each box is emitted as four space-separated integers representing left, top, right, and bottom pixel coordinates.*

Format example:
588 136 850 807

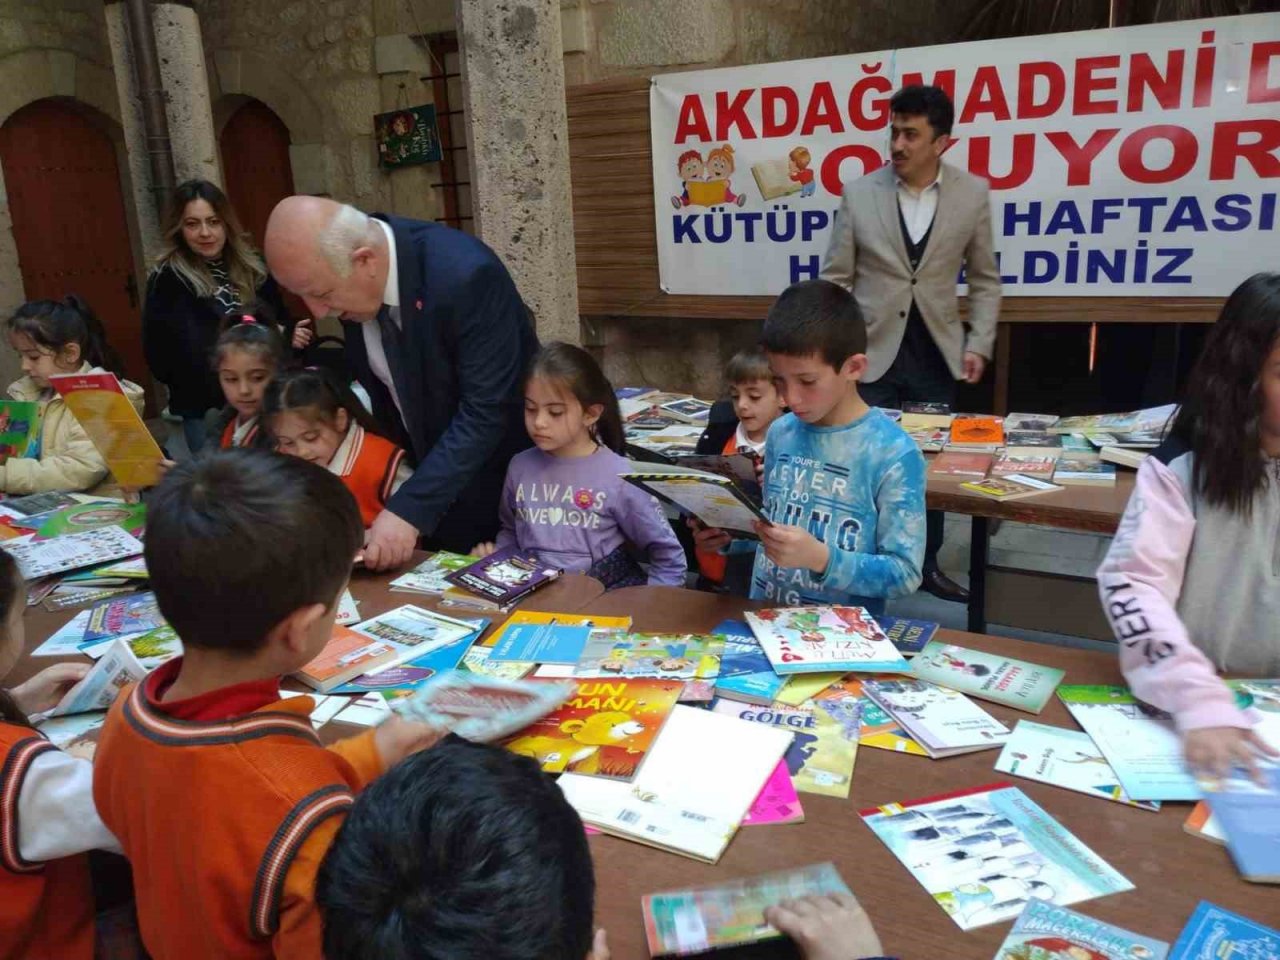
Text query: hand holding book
763 894 883 960
1184 725 1279 786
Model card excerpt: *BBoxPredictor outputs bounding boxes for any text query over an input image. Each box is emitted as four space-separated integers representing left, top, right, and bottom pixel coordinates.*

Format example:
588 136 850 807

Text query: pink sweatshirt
1097 437 1280 732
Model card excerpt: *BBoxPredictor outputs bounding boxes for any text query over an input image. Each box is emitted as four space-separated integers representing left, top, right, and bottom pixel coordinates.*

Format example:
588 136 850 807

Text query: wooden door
0 99 144 384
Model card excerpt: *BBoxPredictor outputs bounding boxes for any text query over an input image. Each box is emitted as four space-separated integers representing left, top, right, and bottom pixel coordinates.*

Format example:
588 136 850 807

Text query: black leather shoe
921 565 970 603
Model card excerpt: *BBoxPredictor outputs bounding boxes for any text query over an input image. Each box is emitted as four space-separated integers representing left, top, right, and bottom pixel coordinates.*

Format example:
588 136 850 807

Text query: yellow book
775 672 846 707
49 373 163 488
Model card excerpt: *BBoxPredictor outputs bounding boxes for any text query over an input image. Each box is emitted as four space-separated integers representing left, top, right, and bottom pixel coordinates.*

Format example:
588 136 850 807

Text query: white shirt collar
896 166 943 196
326 422 363 476
375 218 399 308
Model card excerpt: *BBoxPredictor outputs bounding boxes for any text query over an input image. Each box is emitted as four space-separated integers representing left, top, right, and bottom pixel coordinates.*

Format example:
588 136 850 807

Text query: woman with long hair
142 179 303 453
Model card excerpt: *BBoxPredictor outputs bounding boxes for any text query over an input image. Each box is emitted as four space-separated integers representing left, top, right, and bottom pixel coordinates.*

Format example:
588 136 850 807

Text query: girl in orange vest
212 318 283 450
0 549 122 958
263 366 412 527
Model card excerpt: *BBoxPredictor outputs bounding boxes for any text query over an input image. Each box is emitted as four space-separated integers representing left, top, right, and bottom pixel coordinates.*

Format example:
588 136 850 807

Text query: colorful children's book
392 671 574 743
742 759 804 826
82 592 165 644
1182 802 1225 845
349 604 481 673
389 551 479 596
1057 685 1198 801
483 610 632 650
114 624 183 671
640 863 849 957
0 399 41 458
860 782 1133 930
1053 459 1117 485
443 546 562 607
1199 761 1280 883
929 451 995 477
949 416 1004 448
2 526 143 580
557 704 792 862
1169 901 1280 960
502 678 684 779
294 626 398 693
571 630 724 682
49 372 165 488
991 455 1057 479
815 677 930 756
711 697 858 798
488 619 594 664
329 622 486 694
63 556 148 582
774 671 845 707
959 475 1062 502
620 465 767 536
744 605 910 676
909 640 1064 714
862 677 1010 758
0 491 77 517
993 900 1169 960
712 619 787 705
459 645 536 681
48 638 147 717
995 720 1161 811
873 615 939 657
33 501 146 541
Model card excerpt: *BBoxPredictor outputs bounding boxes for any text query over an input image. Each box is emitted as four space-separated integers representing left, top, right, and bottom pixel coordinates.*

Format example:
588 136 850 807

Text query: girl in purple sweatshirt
471 342 687 589
1097 272 1280 781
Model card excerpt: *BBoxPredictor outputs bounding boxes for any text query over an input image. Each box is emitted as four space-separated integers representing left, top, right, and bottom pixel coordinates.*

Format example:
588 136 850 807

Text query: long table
577 586 1272 960
927 469 1134 633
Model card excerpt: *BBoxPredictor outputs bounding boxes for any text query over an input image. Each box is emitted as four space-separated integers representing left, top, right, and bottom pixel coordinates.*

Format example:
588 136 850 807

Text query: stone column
455 0 579 343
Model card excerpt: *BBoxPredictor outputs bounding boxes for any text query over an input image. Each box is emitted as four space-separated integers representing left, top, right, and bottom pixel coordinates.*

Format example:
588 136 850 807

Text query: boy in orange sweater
93 449 442 960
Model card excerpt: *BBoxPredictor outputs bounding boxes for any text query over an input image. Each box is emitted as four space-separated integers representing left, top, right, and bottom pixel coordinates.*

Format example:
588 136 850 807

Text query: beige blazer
820 162 1002 383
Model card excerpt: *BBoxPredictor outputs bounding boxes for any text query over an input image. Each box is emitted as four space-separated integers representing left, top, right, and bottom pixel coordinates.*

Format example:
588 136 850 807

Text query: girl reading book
211 319 283 449
2 296 145 494
263 366 411 527
1098 271 1280 780
0 549 122 956
470 342 686 589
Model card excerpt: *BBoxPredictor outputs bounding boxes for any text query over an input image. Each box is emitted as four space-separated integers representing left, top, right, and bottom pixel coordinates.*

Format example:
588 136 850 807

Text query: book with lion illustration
502 678 684 780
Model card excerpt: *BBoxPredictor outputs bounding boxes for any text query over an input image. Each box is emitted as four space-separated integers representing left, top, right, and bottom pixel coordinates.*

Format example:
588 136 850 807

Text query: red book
928 451 993 478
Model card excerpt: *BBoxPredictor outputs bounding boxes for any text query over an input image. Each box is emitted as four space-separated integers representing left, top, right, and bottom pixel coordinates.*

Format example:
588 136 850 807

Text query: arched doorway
0 99 144 383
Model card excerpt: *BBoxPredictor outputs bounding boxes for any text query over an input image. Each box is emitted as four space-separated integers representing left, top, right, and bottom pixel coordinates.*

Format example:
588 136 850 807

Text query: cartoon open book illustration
751 158 802 201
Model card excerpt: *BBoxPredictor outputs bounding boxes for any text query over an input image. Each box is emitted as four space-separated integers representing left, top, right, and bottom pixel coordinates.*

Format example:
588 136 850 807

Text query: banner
650 14 1280 297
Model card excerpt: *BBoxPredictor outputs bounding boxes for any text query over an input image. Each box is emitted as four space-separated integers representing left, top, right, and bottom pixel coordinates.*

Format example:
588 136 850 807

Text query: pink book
742 760 804 826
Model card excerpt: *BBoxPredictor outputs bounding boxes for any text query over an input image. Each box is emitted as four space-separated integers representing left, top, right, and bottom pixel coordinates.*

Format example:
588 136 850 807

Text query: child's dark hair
890 84 955 137
759 279 866 370
261 366 385 438
725 347 773 386
144 449 363 652
7 295 126 378
212 318 284 370
316 735 595 960
0 550 32 729
528 341 624 453
1171 271 1280 515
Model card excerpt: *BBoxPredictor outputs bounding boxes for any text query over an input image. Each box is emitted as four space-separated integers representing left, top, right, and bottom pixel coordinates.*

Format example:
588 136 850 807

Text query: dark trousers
859 308 957 570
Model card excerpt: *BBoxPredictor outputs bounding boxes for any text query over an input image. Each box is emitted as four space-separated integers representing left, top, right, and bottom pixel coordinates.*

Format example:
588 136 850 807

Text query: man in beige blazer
821 85 1002 602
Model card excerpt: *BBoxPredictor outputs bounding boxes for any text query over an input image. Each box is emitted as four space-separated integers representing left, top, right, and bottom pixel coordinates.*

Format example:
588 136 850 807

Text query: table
578 586 1274 960
927 470 1134 634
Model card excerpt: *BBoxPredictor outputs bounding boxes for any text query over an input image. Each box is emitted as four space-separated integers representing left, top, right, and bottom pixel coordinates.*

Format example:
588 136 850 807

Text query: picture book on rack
744 605 910 675
993 900 1169 960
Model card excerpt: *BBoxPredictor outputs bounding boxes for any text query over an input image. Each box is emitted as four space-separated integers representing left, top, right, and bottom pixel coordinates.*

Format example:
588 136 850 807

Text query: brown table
578 586 1274 960
927 468 1134 634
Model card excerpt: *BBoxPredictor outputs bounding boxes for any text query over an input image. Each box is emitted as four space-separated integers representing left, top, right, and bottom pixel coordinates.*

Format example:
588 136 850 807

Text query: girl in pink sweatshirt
1097 272 1280 780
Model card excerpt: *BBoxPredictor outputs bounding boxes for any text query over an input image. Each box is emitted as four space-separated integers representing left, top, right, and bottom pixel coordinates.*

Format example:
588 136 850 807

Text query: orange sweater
0 725 94 960
328 425 407 527
93 684 382 960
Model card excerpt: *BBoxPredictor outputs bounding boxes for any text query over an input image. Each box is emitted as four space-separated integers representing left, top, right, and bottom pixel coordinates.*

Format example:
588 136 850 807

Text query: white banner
650 14 1280 297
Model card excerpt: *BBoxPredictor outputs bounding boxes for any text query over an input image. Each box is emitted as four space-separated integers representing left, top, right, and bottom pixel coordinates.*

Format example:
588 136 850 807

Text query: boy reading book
317 736 896 960
696 280 926 613
92 449 443 960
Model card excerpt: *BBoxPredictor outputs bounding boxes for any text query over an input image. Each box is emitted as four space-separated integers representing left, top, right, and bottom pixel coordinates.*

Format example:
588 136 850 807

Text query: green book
908 640 1065 714
0 400 41 458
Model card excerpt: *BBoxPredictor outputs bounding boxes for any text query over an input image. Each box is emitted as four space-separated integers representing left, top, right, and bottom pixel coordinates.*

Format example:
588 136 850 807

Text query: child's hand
471 541 498 558
588 929 610 960
291 317 316 351
754 521 829 574
687 518 732 552
764 894 883 960
11 662 90 714
372 714 447 768
158 458 177 475
1184 726 1279 784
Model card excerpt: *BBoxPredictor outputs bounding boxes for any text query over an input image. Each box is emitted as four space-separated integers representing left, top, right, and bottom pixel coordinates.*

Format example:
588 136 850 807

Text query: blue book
328 625 486 694
872 615 938 657
994 900 1168 959
711 619 785 705
1202 762 1280 883
1170 901 1279 959
488 621 592 664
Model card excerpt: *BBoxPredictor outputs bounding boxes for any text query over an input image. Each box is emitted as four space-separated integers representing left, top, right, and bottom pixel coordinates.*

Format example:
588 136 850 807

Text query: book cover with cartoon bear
503 678 684 780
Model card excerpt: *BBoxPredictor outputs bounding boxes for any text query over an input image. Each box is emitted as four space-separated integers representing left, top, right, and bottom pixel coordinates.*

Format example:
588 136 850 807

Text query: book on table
1 525 143 580
1052 403 1177 437
483 610 633 651
32 501 147 541
744 605 910 675
443 546 562 607
348 604 483 674
928 451 994 478
750 157 803 200
620 462 766 537
948 415 1003 448
1199 761 1280 883
390 671 574 742
992 900 1169 960
83 591 165 644
0 399 41 458
901 401 953 432
1053 458 1117 485
48 638 147 718
1100 446 1149 469
908 640 1064 713
906 427 948 452
873 615 938 657
861 677 1009 757
1003 430 1065 459
959 475 1062 502
657 396 712 425
294 626 398 693
815 677 929 756
712 619 786 705
1182 802 1225 844
0 491 78 518
1003 412 1059 433
1169 901 1280 959
389 551 479 595
566 630 725 683
711 697 858 798
990 455 1057 479
328 620 486 694
1060 434 1101 460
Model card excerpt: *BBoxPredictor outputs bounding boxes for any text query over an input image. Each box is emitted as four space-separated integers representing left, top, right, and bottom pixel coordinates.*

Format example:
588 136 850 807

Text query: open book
620 462 767 537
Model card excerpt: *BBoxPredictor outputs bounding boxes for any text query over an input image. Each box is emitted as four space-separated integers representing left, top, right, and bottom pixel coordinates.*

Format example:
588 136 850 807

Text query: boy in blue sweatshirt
696 279 926 612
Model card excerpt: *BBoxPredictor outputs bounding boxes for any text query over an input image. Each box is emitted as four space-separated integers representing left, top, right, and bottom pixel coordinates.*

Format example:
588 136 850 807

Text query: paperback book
815 677 929 756
0 491 77 517
443 546 562 606
571 630 724 682
1003 412 1059 433
860 782 1133 930
959 475 1062 502
873 616 939 657
483 611 632 652
744 605 910 675
712 619 786 705
33 501 147 541
389 551 478 595
1053 459 1117 485
48 638 147 717
1199 761 1280 883
488 619 594 664
1169 901 1279 960
49 372 166 488
909 641 1064 714
742 760 804 826
990 456 1057 479
620 464 767 537
329 623 485 694
392 671 574 743
862 677 1010 758
929 451 994 478
83 592 165 644
949 416 1004 448
1004 431 1065 458
993 900 1169 960
294 626 398 693
711 697 858 798
0 399 40 458
2 526 143 580
459 645 536 681
350 604 483 673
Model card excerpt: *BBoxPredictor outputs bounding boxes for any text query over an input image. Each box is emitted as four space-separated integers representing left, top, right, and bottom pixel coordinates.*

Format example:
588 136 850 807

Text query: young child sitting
3 295 145 494
316 736 896 960
472 342 686 589
92 449 443 959
211 318 283 449
263 366 412 528
0 549 120 958
695 280 926 613
1098 271 1280 781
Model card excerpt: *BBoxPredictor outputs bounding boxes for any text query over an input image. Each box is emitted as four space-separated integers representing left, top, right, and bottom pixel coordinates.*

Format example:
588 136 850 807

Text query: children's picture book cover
711 619 787 705
993 900 1169 960
572 630 724 682
711 698 858 798
862 678 1009 758
390 551 479 595
502 678 684 779
641 863 849 957
910 641 1065 714
742 759 804 826
459 646 536 681
48 372 165 488
294 626 398 693
482 610 631 650
745 605 911 676
774 671 845 707
860 782 1133 930
350 604 480 670
2 525 143 580
329 622 486 694
83 591 165 644
815 677 929 757
488 620 593 664
0 400 40 458
873 615 939 657
392 672 574 743
1169 901 1279 960
1057 686 1198 802
995 720 1161 811
33 501 147 541
444 545 562 605
119 624 183 672
1198 761 1280 883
